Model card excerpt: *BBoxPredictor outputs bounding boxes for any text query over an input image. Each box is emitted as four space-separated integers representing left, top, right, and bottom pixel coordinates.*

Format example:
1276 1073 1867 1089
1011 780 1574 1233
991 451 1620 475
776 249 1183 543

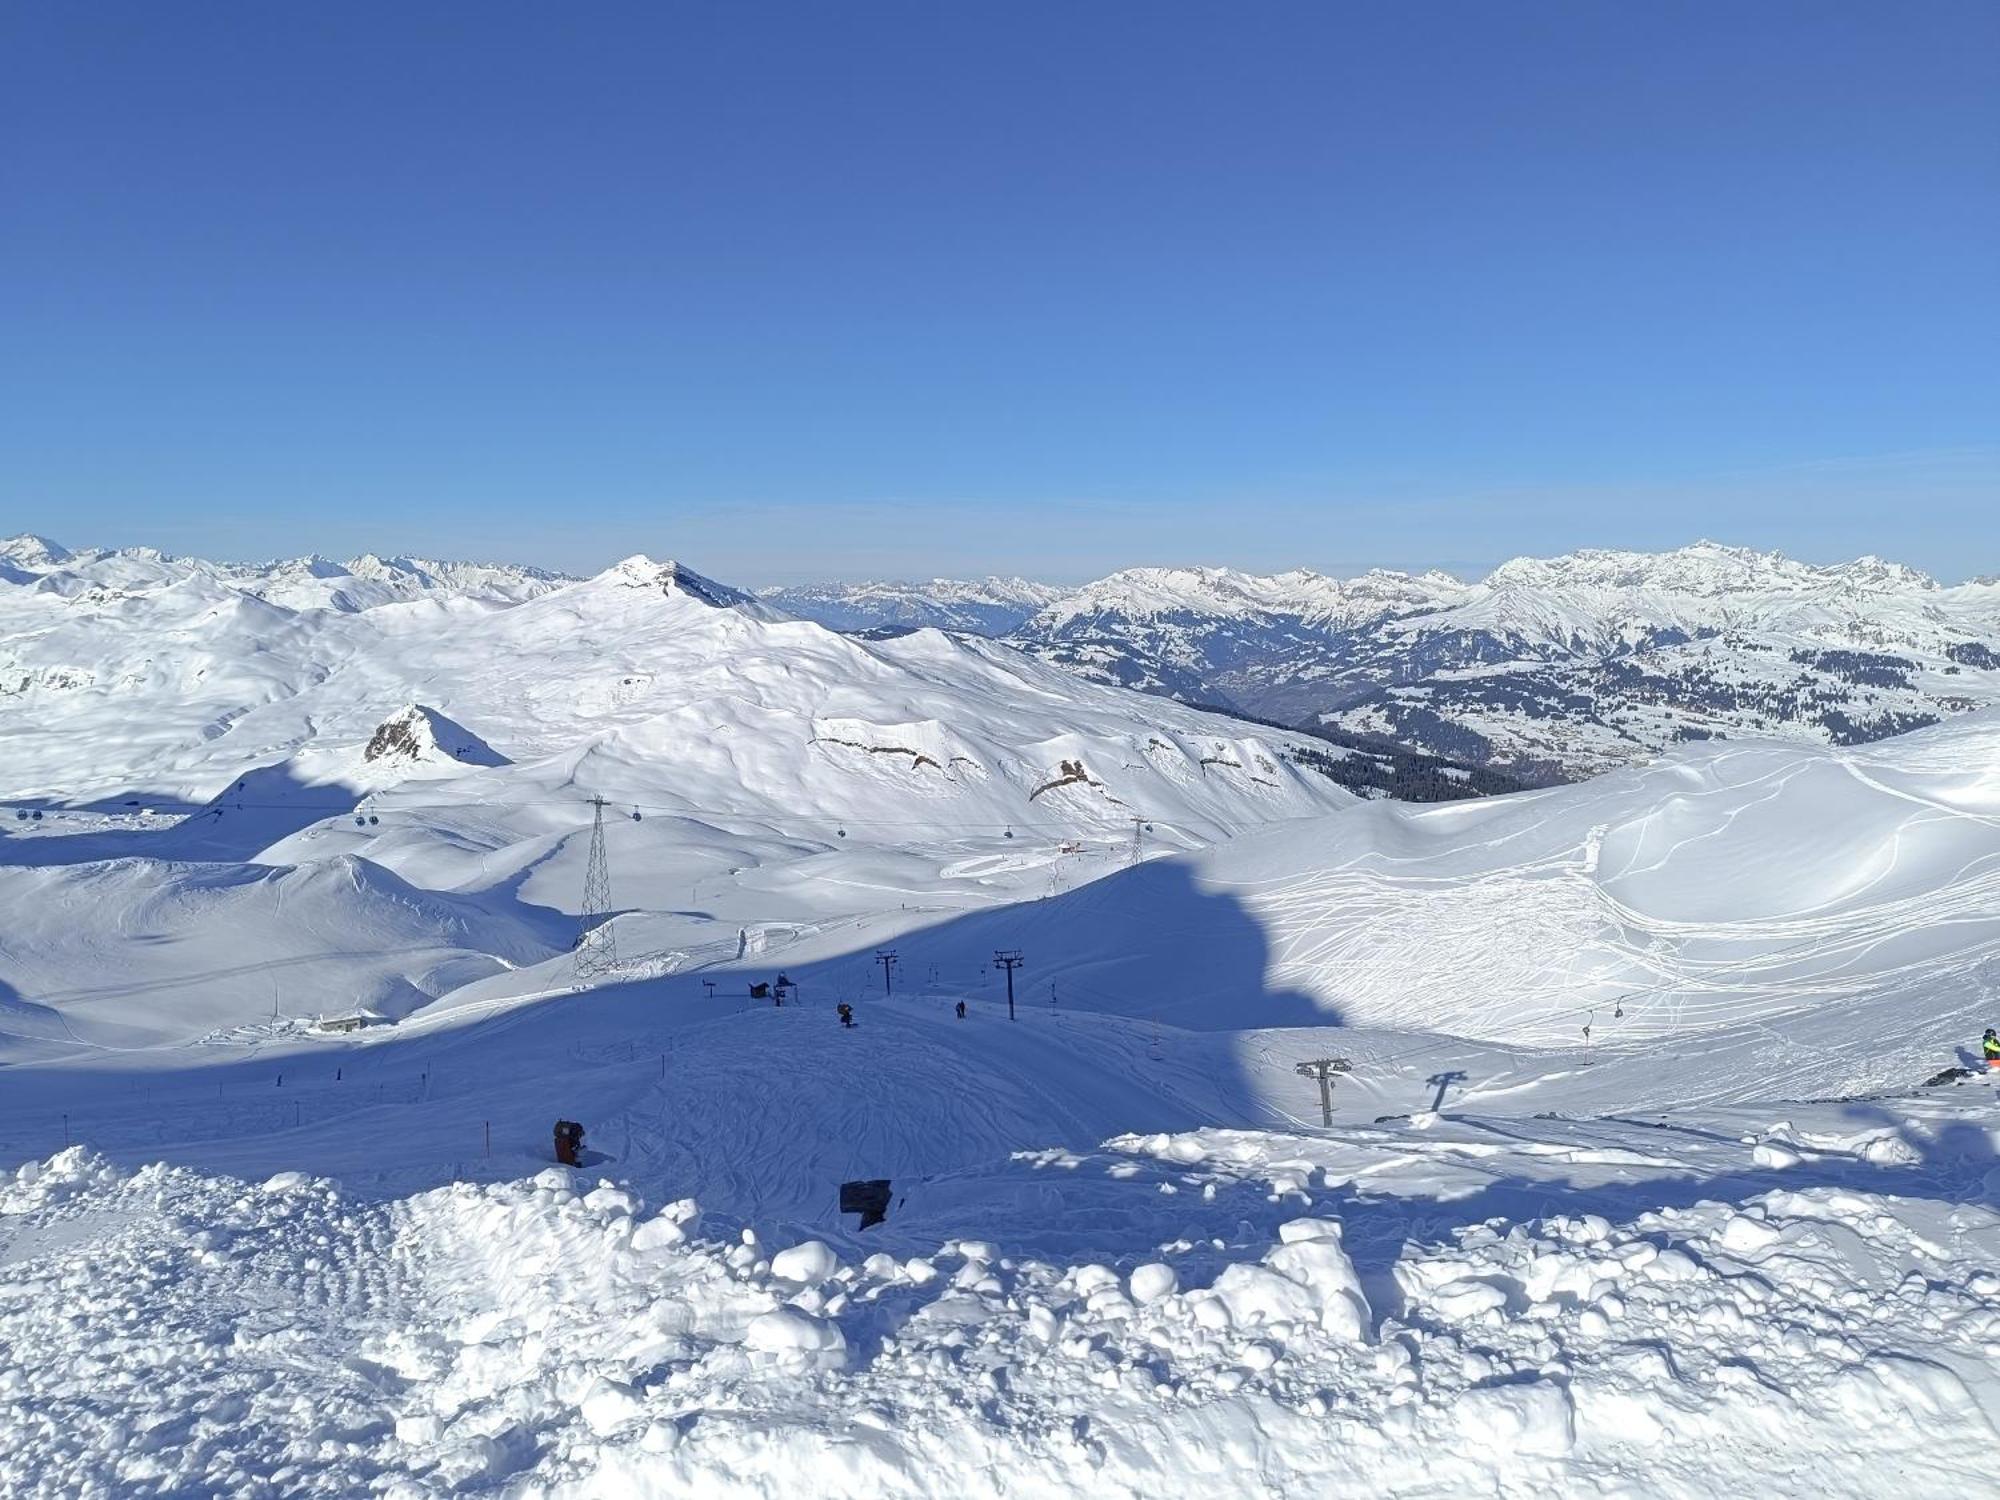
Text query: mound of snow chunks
7 1140 2000 1498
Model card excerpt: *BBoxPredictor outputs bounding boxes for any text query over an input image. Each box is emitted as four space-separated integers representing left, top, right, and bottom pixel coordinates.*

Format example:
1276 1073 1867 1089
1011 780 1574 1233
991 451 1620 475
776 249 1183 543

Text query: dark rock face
363 706 508 767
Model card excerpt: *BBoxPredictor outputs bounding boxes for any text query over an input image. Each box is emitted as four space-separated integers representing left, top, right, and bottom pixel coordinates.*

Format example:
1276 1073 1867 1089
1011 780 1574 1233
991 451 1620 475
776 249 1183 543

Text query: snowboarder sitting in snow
1984 1029 2000 1070
553 1119 585 1166
837 1003 854 1028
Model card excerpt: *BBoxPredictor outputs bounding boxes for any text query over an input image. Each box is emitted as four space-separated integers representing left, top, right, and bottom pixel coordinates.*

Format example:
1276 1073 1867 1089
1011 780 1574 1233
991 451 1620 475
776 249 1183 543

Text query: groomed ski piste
2 553 1999 1498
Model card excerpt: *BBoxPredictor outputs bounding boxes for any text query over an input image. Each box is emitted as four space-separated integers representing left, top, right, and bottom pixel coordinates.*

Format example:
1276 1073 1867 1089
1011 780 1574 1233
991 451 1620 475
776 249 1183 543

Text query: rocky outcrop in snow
363 705 508 767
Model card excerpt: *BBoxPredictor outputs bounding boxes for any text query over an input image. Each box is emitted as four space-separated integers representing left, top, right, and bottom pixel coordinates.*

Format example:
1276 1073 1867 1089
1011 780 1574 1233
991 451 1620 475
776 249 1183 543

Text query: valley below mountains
768 541 2000 783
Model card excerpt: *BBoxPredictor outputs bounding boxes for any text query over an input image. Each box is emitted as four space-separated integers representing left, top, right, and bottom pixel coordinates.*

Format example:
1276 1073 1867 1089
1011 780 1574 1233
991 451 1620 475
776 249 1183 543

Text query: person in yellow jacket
1983 1029 2000 1069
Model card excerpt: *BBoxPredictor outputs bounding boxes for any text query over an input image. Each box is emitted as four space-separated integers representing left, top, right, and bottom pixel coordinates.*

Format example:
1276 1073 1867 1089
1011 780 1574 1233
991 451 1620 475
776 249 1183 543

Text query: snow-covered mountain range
771 543 2000 781
21 535 1999 792
0 538 1376 831
758 576 1064 636
0 536 1516 817
0 532 573 610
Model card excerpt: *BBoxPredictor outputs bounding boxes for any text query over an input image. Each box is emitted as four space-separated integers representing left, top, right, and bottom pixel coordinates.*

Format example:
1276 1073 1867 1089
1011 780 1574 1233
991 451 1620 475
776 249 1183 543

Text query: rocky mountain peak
362 705 507 767
597 556 751 608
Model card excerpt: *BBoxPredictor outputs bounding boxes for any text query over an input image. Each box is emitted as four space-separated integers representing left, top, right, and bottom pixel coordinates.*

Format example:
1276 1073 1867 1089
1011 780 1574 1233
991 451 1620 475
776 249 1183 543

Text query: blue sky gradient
3 3 1995 584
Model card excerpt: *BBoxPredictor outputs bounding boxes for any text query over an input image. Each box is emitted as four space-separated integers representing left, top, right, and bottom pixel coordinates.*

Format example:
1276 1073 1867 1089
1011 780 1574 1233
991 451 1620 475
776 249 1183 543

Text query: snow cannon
553 1119 585 1166
839 1179 893 1230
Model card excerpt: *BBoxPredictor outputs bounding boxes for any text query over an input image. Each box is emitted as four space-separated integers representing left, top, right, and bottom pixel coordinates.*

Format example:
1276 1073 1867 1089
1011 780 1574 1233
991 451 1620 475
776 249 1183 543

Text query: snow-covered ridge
760 576 1065 635
0 541 1356 842
994 542 2000 779
1017 540 1984 644
18 531 1999 794
1026 563 1471 632
0 533 573 611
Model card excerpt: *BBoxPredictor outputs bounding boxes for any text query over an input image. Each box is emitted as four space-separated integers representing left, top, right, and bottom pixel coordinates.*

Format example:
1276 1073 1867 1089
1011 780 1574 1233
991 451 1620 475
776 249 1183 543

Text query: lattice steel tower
576 795 618 978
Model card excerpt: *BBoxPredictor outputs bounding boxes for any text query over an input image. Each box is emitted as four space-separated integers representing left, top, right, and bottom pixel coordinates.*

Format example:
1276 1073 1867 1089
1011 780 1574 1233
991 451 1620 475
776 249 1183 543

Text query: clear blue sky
3 2 1995 584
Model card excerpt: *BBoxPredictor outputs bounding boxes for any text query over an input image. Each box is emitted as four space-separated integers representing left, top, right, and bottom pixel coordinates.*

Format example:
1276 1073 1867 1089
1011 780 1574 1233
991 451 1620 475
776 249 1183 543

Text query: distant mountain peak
1483 542 1807 595
0 534 75 568
760 575 1060 635
597 555 751 608
1480 541 1940 597
1826 554 1937 591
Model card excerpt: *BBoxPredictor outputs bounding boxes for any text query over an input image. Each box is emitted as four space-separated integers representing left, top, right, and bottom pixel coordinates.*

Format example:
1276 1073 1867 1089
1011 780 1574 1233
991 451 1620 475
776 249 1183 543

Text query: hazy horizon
11 523 2000 593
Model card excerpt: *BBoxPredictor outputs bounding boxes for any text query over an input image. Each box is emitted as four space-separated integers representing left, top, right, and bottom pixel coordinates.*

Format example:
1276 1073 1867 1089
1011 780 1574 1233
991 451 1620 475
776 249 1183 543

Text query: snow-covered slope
2 710 1998 1497
612 709 1997 1111
1188 711 2000 1083
759 576 1065 636
5 534 2000 1498
0 854 562 1052
1004 542 2000 780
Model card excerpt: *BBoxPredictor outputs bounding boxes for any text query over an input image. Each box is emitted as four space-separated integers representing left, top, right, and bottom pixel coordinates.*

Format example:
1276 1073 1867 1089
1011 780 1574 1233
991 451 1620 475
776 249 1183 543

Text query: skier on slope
955 1000 967 1020
837 1003 854 1028
1983 1029 2000 1070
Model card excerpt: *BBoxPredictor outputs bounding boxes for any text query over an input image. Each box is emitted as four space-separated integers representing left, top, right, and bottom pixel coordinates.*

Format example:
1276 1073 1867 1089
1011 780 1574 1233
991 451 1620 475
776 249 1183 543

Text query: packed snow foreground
8 1099 2000 1499
2 544 1999 1497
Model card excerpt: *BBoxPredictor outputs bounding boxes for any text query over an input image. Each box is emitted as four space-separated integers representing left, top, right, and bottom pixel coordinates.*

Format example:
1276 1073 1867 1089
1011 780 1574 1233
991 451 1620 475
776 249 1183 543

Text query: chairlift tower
994 950 1024 1021
576 795 618 978
1294 1057 1351 1128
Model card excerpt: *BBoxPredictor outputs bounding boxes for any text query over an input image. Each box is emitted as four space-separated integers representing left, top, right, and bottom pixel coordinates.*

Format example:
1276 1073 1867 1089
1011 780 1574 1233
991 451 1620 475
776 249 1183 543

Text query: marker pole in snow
1294 1058 1351 1127
994 950 1024 1021
875 949 898 997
